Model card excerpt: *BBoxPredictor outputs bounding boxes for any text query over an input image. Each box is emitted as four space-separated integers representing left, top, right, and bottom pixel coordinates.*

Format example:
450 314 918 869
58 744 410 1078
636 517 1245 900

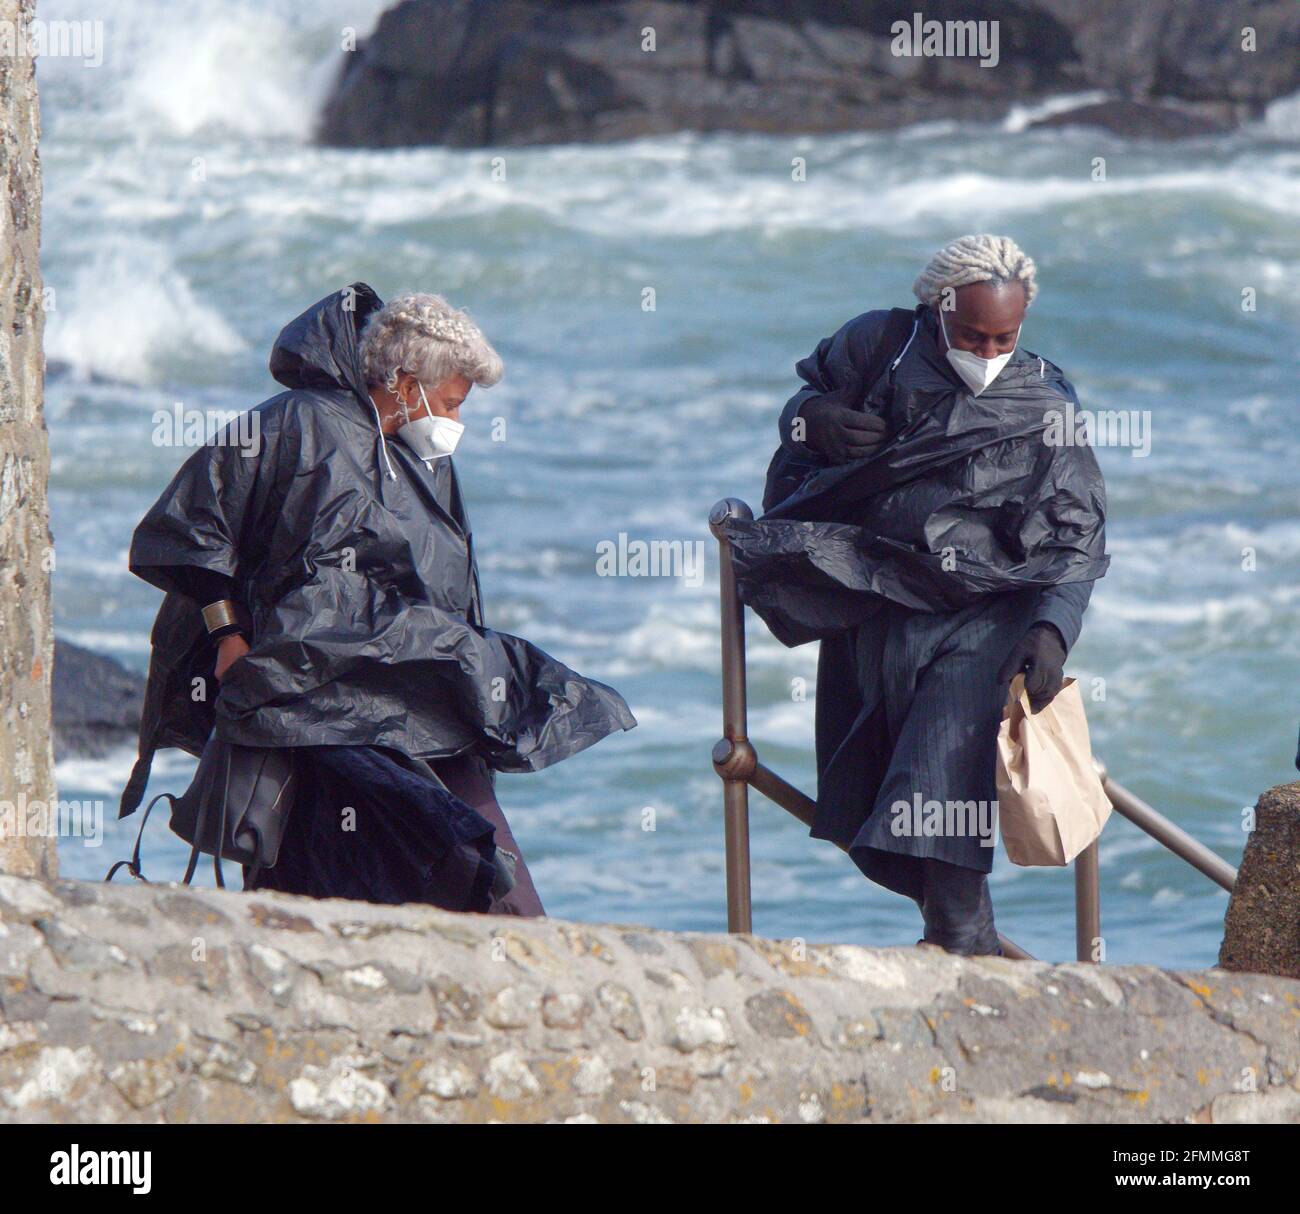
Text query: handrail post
1074 840 1100 963
709 499 754 933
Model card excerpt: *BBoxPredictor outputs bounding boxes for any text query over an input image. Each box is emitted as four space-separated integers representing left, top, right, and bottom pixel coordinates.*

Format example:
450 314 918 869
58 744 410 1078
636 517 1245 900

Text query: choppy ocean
36 0 1300 967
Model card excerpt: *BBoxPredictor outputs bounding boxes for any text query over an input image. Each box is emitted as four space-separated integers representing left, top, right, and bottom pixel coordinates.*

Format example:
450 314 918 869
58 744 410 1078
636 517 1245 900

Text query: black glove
996 623 1067 713
798 397 889 465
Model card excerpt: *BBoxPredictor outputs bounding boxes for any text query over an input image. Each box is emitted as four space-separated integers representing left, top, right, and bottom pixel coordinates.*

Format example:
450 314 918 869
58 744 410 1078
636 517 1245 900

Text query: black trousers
841 595 1034 958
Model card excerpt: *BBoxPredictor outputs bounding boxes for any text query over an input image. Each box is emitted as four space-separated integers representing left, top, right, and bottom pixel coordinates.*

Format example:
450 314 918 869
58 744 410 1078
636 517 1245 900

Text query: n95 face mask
940 309 1019 397
398 381 464 462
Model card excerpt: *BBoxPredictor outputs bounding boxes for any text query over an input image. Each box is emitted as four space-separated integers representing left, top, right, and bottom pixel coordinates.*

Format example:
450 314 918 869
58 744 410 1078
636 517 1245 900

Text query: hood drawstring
368 394 398 481
891 316 921 374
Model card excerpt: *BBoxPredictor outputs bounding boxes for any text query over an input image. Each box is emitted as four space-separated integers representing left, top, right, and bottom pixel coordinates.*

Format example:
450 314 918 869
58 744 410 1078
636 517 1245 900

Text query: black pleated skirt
244 745 544 916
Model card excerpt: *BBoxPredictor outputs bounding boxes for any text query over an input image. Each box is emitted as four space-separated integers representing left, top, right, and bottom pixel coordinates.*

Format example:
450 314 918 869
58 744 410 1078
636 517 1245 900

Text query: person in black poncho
120 285 636 915
732 235 1109 955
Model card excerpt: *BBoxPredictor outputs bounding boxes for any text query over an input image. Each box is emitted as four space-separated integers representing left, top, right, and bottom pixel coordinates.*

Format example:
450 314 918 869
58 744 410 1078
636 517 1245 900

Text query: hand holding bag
995 673 1111 866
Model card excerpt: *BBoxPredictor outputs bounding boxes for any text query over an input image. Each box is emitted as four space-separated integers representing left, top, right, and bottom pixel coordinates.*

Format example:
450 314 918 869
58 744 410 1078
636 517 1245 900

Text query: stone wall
0 0 54 880
1 873 1297 1123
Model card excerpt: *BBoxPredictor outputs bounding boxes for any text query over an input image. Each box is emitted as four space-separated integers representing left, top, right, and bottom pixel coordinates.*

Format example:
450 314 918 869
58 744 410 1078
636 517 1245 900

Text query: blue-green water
37 1 1300 968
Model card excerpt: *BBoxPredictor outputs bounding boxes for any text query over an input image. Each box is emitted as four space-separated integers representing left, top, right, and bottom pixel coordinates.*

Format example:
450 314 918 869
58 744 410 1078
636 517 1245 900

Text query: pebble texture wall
1 874 1297 1123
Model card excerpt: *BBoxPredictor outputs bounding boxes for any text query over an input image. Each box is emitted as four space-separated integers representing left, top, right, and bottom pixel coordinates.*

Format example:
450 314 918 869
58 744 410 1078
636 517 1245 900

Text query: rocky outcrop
1029 99 1234 138
2 872 1297 1123
51 640 145 761
1219 782 1300 981
317 0 1300 147
0 0 54 879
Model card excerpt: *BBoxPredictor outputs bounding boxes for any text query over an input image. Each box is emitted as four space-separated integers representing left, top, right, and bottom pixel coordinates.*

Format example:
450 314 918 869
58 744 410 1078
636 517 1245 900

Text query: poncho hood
269 281 381 402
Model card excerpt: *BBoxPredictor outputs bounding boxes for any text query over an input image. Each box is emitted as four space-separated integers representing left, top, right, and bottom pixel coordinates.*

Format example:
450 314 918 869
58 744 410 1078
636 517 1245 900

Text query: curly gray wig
359 291 504 392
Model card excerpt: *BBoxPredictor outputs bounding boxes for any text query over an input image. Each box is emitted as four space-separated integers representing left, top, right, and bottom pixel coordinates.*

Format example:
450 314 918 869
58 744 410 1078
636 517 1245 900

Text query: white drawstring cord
891 317 921 372
368 394 397 480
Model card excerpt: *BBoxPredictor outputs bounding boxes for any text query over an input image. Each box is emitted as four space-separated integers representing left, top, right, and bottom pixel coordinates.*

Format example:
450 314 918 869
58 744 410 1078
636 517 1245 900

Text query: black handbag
107 735 298 888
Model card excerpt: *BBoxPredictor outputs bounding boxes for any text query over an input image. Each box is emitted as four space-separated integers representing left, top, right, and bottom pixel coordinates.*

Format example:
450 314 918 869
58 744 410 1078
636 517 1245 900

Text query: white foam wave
316 135 1300 238
1259 90 1300 139
45 245 245 384
1000 91 1111 133
83 132 1292 253
59 629 151 656
749 699 818 747
56 744 194 800
1099 586 1300 629
37 0 389 142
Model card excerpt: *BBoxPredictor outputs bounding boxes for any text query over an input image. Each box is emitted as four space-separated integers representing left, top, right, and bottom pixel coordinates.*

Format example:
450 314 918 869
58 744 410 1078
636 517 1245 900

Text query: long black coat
732 306 1107 894
120 284 635 819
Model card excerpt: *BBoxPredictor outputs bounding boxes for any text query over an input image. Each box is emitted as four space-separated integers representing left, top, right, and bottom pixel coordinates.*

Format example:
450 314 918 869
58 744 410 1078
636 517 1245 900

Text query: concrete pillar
1219 782 1300 980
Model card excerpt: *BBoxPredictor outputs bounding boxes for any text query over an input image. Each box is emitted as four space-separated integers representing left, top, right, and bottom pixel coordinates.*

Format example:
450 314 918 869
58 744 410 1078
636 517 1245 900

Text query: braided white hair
360 291 504 391
912 234 1038 308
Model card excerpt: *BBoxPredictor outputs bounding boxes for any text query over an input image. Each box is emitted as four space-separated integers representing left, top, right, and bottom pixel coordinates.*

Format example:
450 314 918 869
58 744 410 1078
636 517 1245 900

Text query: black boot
916 857 1000 956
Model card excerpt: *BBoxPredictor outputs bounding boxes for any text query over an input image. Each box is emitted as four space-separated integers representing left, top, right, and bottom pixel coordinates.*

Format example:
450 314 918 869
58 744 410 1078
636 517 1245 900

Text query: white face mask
397 381 464 463
940 310 1020 397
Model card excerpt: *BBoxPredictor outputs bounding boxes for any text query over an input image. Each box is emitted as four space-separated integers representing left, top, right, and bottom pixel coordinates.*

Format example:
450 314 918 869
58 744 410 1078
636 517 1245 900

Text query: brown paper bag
995 673 1111 866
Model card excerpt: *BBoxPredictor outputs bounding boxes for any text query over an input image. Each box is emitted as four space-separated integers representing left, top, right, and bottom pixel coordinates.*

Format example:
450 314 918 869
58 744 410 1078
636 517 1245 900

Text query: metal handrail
708 497 1237 964
1093 764 1237 892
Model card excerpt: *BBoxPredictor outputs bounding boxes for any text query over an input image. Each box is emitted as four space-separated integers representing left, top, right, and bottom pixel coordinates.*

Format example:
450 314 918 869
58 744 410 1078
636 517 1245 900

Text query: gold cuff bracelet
201 600 240 634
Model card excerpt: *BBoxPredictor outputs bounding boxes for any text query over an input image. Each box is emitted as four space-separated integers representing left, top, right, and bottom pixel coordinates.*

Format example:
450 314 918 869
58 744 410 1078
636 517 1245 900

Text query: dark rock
52 639 145 760
316 0 1300 147
1219 782 1300 980
1034 0 1298 108
1029 99 1234 138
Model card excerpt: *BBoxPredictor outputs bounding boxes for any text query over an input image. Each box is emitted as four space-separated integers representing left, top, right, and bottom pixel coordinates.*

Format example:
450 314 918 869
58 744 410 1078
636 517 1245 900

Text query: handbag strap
243 821 266 888
212 743 236 890
185 741 234 889
107 743 236 888
104 790 175 883
108 743 281 889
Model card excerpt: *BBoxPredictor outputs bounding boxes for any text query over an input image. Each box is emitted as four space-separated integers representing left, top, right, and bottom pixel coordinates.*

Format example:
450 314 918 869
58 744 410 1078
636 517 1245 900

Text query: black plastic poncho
119 284 635 819
723 307 1110 646
726 306 1110 893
